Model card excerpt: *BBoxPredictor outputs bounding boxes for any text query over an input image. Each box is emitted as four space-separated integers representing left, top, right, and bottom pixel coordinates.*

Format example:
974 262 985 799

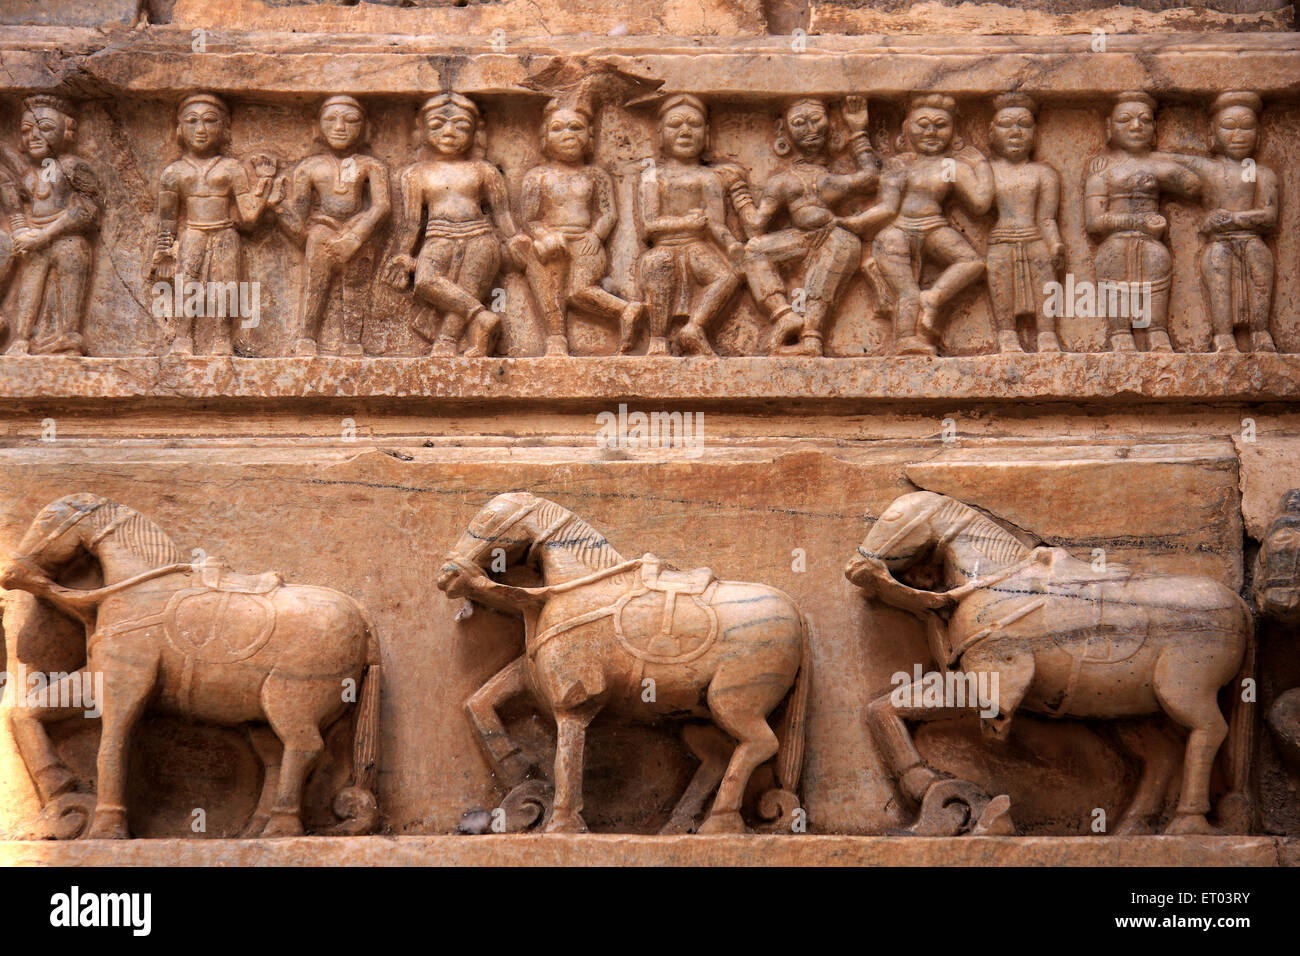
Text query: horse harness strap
527 559 647 659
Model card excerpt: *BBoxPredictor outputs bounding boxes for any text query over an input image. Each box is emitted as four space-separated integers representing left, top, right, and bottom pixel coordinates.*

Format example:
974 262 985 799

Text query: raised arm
232 155 276 227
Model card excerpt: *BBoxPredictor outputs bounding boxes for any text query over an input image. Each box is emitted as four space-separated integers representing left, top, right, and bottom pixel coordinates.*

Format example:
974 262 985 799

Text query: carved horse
438 492 810 834
844 490 1252 836
1 492 381 839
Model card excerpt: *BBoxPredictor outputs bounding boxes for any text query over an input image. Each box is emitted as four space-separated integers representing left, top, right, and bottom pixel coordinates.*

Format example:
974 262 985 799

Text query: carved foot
1146 329 1174 352
998 331 1024 354
1252 331 1277 353
1036 331 1062 353
676 324 715 356
1164 812 1218 836
646 336 671 357
86 806 130 840
430 336 459 357
6 338 30 356
261 813 305 838
42 332 85 356
697 810 745 834
617 302 644 354
337 342 364 358
293 337 319 357
542 810 588 834
169 335 195 356
1109 331 1137 352
545 335 569 357
895 334 937 357
1213 333 1238 353
211 335 234 356
780 333 823 357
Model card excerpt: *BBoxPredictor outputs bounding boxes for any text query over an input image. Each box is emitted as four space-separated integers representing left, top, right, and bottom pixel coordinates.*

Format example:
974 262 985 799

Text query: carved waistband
988 225 1042 244
187 219 235 232
895 214 948 237
425 218 492 240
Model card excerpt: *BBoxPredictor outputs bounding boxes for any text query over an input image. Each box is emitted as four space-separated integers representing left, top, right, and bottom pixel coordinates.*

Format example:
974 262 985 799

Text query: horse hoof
86 808 129 840
697 811 745 834
542 813 588 834
499 780 553 832
971 794 1016 836
658 814 696 835
261 814 305 838
240 813 269 838
911 779 991 836
1164 813 1219 836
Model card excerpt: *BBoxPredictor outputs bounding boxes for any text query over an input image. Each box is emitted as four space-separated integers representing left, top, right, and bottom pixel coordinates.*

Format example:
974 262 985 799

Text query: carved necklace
183 154 223 185
327 153 353 195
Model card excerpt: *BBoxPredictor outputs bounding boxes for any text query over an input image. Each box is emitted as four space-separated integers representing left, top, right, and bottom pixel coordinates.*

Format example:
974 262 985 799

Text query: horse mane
936 496 1032 568
533 498 624 570
86 501 183 567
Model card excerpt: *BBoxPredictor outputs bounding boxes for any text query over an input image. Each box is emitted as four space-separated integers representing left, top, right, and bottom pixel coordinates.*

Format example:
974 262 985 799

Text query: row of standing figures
6 486 1296 838
0 86 1282 359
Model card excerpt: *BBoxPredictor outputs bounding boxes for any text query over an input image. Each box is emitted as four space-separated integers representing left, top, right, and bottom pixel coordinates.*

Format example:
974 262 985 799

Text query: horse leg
242 725 283 838
544 704 598 833
698 687 780 835
9 667 92 804
660 724 732 835
86 658 158 839
465 655 536 788
260 675 331 838
1153 652 1229 835
1112 718 1181 835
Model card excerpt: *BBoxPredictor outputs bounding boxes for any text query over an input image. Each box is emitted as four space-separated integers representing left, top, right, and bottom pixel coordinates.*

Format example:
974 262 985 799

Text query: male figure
985 93 1065 354
635 94 750 356
858 94 994 357
1084 91 1201 353
4 96 102 356
1172 91 1278 353
520 99 643 357
149 93 278 356
382 93 528 358
728 96 877 356
276 95 390 357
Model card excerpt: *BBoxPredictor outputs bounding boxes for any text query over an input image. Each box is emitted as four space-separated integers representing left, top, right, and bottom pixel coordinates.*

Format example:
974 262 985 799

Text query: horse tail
327 603 382 836
759 610 812 831
1217 597 1256 833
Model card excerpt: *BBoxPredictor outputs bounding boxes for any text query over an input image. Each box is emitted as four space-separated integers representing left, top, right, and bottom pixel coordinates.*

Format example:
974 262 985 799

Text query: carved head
176 93 230 156
540 100 593 164
418 93 481 158
776 97 830 157
1108 91 1157 155
1 492 107 591
989 92 1037 161
1255 489 1300 625
438 492 541 595
1210 91 1261 161
20 95 76 161
844 491 946 585
318 94 367 153
658 93 708 162
904 93 957 157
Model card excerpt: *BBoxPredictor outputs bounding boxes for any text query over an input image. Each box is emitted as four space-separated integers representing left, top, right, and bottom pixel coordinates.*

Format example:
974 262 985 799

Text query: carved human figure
985 93 1065 354
1172 91 1278 353
858 94 994 357
2 96 102 357
635 94 751 356
1252 489 1300 775
1084 91 1201 352
149 93 279 356
519 100 643 357
382 93 527 358
728 96 877 356
275 95 390 357
0 493 381 839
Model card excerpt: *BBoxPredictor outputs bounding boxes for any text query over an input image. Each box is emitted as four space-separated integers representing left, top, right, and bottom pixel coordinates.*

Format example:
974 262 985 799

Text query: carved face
424 104 477 157
1110 99 1155 153
661 103 706 161
178 102 228 155
845 491 943 582
990 106 1035 160
319 102 365 152
907 107 954 156
1255 518 1300 624
543 108 591 163
1213 105 1258 161
20 106 70 161
785 100 829 155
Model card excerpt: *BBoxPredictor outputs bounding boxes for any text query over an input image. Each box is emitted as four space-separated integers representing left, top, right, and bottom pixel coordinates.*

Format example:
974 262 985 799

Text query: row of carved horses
1 488 1276 838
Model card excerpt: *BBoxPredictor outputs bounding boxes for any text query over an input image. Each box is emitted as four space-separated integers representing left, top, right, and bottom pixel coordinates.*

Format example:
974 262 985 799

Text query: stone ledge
0 353 1295 406
1 834 1293 866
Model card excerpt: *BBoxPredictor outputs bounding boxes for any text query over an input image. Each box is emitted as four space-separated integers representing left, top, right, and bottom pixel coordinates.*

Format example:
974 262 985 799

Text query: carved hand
10 227 46 254
842 95 869 134
537 231 567 262
1202 209 1234 234
1050 242 1066 272
574 232 602 258
248 152 279 181
1142 212 1168 236
149 239 177 281
382 254 415 289
506 233 534 269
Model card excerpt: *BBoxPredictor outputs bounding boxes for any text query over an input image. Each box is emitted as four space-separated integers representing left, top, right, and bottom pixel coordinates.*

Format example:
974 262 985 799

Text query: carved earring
773 119 791 157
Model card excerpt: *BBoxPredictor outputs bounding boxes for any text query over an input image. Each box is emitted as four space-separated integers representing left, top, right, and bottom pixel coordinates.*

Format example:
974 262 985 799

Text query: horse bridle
858 497 972 565
457 495 568 569
8 499 109 575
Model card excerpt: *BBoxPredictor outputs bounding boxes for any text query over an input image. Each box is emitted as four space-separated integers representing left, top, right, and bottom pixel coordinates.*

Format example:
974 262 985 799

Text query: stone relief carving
0 493 381 839
2 95 101 357
1253 489 1300 779
149 93 281 357
381 93 526 358
437 493 809 834
845 490 1252 836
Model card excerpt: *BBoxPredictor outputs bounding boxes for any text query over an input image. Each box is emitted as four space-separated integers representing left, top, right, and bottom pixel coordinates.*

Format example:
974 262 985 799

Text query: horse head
1255 489 1300 626
437 492 544 599
1 492 110 595
844 491 959 614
